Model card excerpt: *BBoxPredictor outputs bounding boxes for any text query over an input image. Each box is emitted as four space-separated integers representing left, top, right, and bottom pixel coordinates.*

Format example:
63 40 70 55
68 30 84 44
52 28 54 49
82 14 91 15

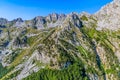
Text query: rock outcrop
96 0 120 30
0 18 8 26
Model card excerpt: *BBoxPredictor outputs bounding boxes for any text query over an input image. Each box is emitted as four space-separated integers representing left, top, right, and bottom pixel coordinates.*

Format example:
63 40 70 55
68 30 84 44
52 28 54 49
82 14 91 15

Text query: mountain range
0 0 120 80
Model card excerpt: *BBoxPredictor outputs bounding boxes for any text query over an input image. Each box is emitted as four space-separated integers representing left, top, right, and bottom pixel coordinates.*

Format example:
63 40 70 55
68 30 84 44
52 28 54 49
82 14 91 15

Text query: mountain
95 0 120 30
0 0 120 80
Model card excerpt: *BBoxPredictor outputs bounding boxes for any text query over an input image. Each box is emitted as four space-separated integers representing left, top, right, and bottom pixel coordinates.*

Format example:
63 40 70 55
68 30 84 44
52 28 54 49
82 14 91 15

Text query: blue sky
0 0 112 20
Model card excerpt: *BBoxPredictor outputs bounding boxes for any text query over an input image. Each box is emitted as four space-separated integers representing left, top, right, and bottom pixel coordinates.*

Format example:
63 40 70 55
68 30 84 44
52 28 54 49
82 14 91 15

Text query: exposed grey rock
0 1 120 79
14 18 23 22
46 13 59 22
95 0 120 30
32 16 46 29
16 50 45 80
65 12 82 28
0 18 8 26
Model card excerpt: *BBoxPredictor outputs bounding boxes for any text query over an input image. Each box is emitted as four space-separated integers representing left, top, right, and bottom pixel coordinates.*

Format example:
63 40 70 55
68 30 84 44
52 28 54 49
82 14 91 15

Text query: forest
23 61 88 80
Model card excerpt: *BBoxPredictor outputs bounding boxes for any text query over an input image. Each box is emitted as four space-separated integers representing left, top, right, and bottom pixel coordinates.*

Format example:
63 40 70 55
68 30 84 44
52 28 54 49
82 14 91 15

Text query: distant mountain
0 0 120 80
0 13 66 29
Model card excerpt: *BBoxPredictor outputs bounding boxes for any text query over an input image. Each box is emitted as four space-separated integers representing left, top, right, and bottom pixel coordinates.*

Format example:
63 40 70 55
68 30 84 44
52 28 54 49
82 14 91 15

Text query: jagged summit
1 0 120 31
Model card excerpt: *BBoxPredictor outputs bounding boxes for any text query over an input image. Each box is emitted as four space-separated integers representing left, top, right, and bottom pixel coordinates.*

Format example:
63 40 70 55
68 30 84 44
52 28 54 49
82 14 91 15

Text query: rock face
95 0 120 30
46 13 59 21
12 18 24 27
67 12 82 28
0 0 120 80
32 16 46 29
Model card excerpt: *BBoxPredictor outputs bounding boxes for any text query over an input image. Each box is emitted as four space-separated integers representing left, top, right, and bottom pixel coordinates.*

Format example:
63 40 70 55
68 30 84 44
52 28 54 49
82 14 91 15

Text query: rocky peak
66 12 82 28
46 13 58 22
33 16 46 24
95 0 120 30
59 14 66 19
51 13 59 21
68 12 78 18
13 18 23 23
10 18 24 27
0 18 8 26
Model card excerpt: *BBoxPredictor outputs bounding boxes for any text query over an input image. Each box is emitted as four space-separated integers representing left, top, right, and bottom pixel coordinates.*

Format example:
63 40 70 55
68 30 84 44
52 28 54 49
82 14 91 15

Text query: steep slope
95 0 120 30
